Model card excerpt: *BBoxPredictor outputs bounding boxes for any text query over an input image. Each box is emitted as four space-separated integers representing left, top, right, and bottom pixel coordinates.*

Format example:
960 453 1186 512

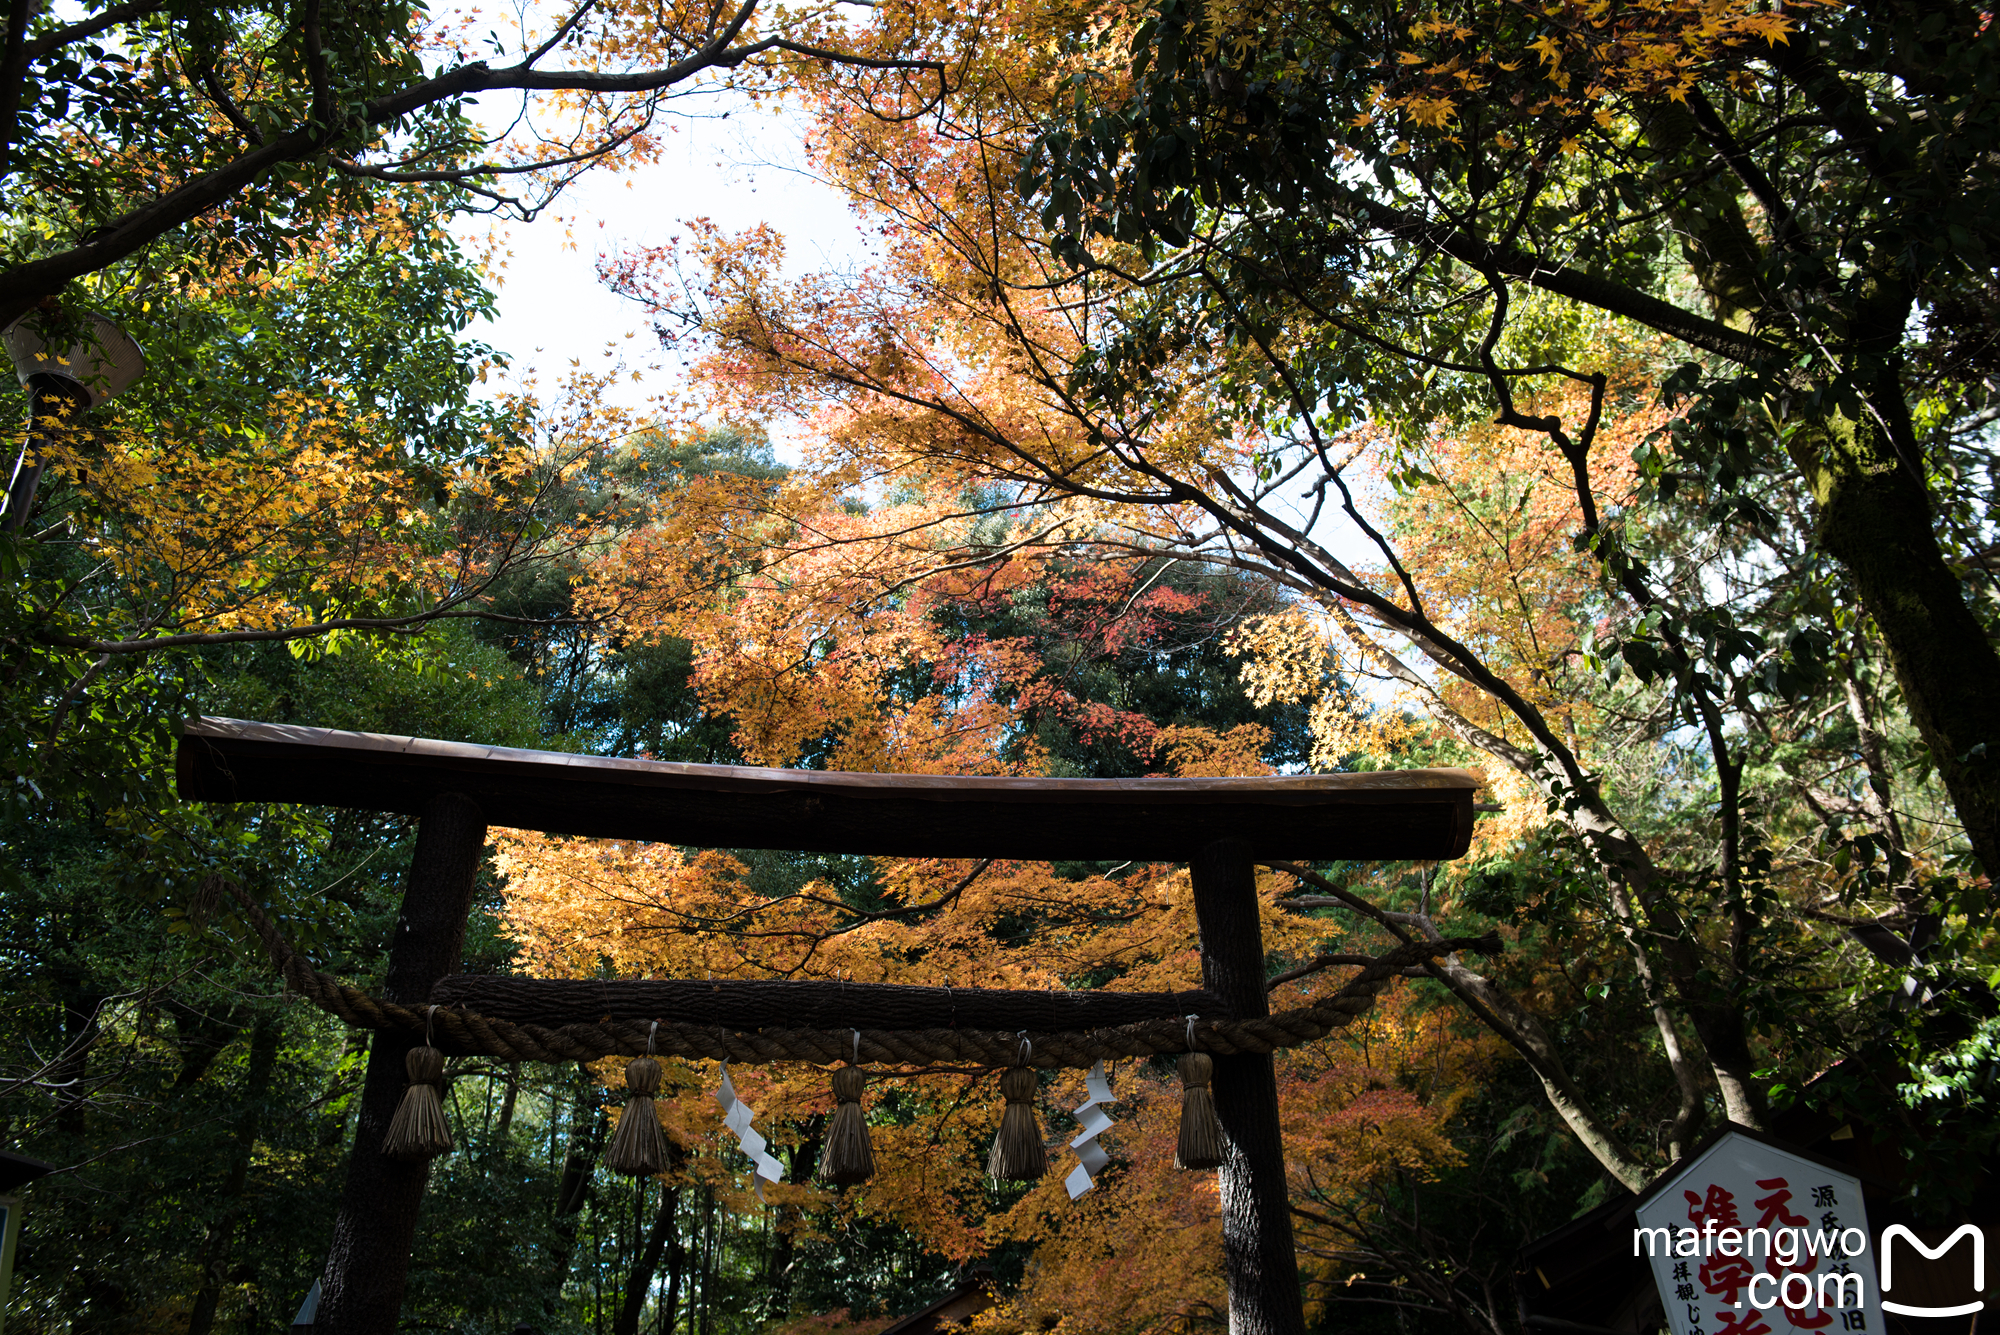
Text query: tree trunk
545 1073 608 1318
51 968 103 1139
166 998 246 1090
660 1194 685 1335
615 1185 680 1335
496 1062 521 1145
767 1125 821 1318
313 793 488 1335
1650 122 2000 881
1191 839 1305 1335
697 1187 716 1335
186 1010 279 1335
1809 413 2000 878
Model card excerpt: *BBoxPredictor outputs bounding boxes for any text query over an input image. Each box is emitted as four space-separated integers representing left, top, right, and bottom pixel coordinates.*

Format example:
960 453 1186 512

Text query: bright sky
453 96 870 430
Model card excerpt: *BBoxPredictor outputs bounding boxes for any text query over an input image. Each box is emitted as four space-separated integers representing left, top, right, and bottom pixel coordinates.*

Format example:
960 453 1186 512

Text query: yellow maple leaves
1366 0 1836 147
35 365 641 652
42 393 442 635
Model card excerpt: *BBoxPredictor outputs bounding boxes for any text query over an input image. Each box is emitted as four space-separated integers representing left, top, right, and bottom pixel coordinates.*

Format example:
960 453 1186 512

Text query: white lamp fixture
2 310 146 406
1 309 147 534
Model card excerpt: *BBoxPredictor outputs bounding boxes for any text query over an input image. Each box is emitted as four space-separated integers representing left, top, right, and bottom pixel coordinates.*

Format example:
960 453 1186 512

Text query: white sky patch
449 87 878 460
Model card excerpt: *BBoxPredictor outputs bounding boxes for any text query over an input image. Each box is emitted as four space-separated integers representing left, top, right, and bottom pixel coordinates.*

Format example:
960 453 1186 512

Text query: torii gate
177 716 1482 1335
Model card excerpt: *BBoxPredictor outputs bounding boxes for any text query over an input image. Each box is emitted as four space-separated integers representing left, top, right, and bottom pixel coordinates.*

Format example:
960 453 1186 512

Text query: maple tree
585 0 2000 1214
477 443 1603 1330
1015 0 2000 888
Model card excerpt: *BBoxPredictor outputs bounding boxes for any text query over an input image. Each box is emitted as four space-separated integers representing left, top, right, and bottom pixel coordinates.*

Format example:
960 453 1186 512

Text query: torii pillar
1194 839 1304 1335
314 794 487 1335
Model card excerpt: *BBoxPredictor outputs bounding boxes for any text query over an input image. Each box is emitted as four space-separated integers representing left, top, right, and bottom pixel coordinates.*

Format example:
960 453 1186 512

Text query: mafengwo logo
1632 1220 1988 1329
1630 1130 1988 1335
1879 1224 1985 1319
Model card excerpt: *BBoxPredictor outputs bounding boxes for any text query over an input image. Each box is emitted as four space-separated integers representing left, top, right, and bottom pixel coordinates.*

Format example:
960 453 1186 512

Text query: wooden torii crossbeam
177 716 1478 859
177 717 1483 1335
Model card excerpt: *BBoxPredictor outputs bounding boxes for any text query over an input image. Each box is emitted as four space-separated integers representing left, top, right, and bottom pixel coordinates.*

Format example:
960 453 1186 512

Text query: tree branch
22 0 164 60
1325 181 1786 366
0 1 946 328
1266 862 1651 1189
197 66 264 145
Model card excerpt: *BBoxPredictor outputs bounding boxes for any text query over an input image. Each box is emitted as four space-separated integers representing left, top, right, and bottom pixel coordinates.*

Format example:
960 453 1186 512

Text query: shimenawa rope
219 879 1500 1070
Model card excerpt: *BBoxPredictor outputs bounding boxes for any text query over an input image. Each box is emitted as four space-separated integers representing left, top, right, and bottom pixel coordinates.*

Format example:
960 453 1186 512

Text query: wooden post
1191 838 1306 1335
314 793 487 1335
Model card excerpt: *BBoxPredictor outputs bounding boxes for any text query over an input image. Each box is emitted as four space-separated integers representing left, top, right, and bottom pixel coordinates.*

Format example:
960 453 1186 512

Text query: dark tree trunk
615 1184 680 1335
545 1074 608 1318
166 998 246 1090
765 1122 822 1319
1655 153 2000 884
313 793 488 1335
554 1102 607 1217
696 1186 716 1335
186 1010 279 1335
1191 839 1305 1335
51 968 104 1139
1815 434 2000 879
495 1061 521 1146
660 1196 685 1335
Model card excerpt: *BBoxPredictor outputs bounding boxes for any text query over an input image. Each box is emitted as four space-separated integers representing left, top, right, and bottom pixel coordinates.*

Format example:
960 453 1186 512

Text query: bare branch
197 66 264 145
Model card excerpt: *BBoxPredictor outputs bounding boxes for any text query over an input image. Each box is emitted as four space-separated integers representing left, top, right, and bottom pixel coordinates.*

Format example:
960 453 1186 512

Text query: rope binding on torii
216 878 1500 1184
223 881 1498 1067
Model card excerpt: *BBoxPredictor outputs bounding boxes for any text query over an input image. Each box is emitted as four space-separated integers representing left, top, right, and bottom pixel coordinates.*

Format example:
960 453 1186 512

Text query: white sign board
1633 1131 1884 1335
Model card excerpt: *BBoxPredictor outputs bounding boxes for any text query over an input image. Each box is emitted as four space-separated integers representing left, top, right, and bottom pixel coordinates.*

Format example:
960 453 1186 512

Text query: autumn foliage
490 518 1498 1329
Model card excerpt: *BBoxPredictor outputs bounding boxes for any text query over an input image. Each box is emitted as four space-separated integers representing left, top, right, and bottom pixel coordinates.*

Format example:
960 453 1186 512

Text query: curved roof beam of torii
176 716 1480 862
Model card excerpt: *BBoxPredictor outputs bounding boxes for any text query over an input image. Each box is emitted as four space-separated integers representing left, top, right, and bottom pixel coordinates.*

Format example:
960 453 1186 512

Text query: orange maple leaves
498 810 1488 1327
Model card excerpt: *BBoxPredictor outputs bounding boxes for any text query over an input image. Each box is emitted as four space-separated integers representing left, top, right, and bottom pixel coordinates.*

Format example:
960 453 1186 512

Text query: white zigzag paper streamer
716 1062 786 1199
1065 1060 1115 1200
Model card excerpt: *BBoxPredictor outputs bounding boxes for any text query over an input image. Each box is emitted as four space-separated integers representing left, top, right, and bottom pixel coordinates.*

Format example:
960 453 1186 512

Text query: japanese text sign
1633 1131 1884 1335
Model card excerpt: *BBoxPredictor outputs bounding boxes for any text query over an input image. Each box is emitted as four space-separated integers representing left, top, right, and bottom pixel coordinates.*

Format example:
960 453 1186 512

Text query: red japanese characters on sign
1633 1132 1884 1335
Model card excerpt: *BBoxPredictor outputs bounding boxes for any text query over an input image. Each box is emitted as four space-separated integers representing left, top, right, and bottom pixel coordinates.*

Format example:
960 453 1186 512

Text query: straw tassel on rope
987 1065 1048 1181
1175 1052 1223 1170
821 1064 874 1185
382 1042 453 1162
604 1055 670 1176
